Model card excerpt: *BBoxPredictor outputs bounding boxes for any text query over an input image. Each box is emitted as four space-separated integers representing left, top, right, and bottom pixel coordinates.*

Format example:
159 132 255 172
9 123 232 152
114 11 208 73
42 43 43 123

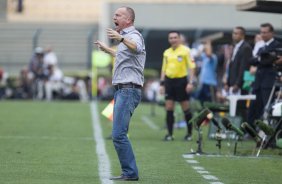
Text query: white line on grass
192 166 205 170
186 160 199 164
182 154 194 159
197 170 209 174
141 115 159 130
185 157 224 184
202 175 218 180
90 101 113 184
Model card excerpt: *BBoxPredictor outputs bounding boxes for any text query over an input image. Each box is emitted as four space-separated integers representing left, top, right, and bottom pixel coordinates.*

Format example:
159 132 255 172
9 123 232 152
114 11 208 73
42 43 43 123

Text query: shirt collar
265 38 274 46
235 40 244 48
171 44 182 51
120 26 135 35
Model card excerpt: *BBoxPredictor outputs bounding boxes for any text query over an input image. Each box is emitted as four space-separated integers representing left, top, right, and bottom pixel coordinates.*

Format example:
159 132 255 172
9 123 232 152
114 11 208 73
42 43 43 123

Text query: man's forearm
103 47 116 57
122 37 137 53
160 71 165 81
189 69 196 84
94 40 116 57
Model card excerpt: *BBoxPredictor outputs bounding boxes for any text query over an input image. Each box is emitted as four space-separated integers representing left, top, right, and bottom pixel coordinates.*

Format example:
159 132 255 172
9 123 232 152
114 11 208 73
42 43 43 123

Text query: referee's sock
184 109 193 135
166 110 174 136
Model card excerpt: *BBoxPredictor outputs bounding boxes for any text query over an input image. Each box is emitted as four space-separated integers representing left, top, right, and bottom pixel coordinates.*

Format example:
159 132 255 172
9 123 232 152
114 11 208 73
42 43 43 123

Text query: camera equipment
187 108 212 155
222 117 244 137
210 117 223 153
203 101 229 113
186 108 220 155
189 108 213 129
259 47 282 71
260 78 282 149
203 102 229 154
274 127 282 149
221 117 244 155
255 120 275 136
241 122 262 143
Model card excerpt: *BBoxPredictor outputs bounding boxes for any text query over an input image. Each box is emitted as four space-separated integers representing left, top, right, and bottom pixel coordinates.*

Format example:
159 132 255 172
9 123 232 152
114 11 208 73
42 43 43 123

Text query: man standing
95 6 145 181
160 31 195 141
197 41 218 104
248 23 282 128
226 26 252 95
225 26 252 121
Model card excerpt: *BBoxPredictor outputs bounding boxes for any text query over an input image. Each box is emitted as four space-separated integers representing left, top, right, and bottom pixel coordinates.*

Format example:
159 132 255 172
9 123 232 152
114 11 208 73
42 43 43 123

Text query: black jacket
228 41 252 88
252 39 281 90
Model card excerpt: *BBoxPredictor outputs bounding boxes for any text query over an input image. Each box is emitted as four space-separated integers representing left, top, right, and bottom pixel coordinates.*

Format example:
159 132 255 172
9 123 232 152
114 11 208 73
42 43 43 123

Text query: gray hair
124 6 135 23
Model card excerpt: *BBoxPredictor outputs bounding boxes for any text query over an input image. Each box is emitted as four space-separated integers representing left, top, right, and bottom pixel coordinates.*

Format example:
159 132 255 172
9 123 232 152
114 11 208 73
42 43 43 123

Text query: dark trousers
196 83 216 105
247 87 272 128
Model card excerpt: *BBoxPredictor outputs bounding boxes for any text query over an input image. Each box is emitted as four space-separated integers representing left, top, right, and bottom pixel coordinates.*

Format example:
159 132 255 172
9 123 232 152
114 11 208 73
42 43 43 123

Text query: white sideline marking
141 116 159 130
186 160 199 164
187 159 224 183
202 175 218 180
192 166 205 170
197 170 209 174
182 154 194 159
91 101 113 184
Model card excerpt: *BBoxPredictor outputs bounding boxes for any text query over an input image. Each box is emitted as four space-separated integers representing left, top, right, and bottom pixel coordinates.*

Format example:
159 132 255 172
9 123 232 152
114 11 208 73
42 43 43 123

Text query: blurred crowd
0 46 90 101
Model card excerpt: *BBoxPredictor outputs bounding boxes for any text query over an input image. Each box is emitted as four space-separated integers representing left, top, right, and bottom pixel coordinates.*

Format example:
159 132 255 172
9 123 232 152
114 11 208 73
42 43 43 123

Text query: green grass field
0 101 282 184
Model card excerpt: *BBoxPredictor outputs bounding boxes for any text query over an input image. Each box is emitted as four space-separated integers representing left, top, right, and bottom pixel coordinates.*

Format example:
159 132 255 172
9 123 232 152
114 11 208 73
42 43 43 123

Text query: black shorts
165 76 190 102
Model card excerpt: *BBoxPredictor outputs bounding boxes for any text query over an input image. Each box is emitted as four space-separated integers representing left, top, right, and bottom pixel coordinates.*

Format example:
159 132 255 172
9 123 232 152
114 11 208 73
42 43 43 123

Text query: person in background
16 67 33 99
43 45 58 68
225 26 252 121
28 47 47 99
248 23 282 128
160 31 196 141
225 26 252 96
45 64 63 101
0 67 8 99
61 76 89 101
196 41 218 104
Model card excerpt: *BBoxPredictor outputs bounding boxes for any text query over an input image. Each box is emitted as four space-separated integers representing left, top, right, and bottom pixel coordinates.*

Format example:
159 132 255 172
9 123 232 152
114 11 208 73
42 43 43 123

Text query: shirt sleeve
186 48 196 69
161 53 167 73
128 32 144 54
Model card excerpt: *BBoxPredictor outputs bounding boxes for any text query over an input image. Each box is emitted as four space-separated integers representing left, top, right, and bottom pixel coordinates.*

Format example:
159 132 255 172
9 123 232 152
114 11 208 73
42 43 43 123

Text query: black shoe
163 134 174 141
110 175 139 181
184 134 192 141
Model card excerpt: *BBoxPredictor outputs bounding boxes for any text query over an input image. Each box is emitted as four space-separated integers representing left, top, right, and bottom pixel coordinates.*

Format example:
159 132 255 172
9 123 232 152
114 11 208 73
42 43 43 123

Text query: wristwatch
120 36 124 42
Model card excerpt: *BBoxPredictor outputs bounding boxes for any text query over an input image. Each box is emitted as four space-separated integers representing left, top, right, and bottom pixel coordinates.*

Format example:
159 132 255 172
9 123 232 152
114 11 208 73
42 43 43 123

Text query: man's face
113 8 131 32
260 27 273 42
232 28 243 43
168 32 180 48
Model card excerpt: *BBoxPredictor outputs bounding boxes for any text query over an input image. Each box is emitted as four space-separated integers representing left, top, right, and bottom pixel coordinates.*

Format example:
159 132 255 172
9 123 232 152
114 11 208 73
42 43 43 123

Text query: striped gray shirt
112 26 146 86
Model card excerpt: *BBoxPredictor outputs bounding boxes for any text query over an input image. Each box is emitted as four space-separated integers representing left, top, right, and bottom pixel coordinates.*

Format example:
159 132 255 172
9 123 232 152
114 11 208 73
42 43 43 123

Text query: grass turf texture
0 101 282 184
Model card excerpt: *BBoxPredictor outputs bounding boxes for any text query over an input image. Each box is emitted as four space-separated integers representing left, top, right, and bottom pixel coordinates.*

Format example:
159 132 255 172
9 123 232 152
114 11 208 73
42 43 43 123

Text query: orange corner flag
101 99 114 121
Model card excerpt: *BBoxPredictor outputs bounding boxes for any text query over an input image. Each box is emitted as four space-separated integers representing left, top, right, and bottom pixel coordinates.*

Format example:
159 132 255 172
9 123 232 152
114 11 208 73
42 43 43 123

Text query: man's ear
126 17 131 24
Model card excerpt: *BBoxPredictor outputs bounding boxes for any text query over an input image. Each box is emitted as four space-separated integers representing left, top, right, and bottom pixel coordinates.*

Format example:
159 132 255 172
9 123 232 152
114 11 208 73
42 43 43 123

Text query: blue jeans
112 88 141 177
